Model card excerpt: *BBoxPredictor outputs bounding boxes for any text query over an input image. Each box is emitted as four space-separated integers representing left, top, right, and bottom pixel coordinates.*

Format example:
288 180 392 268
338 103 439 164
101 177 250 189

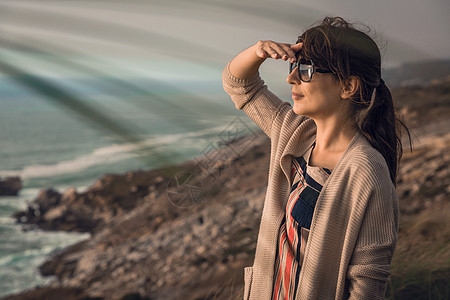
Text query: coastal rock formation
9 132 269 300
0 176 22 196
14 171 167 233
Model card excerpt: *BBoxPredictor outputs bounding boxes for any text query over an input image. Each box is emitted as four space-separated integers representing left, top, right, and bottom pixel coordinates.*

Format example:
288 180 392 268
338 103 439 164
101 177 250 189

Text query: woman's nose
287 67 301 85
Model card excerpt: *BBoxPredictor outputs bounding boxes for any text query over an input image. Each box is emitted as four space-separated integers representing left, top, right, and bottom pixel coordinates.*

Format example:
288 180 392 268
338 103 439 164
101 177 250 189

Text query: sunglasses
289 57 333 82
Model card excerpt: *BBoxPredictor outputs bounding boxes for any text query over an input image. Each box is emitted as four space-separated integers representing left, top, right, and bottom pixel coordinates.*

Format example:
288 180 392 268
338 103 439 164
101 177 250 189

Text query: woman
222 17 410 300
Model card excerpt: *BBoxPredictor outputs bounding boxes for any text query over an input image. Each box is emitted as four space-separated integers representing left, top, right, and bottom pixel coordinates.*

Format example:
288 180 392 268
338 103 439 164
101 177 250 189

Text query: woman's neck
315 118 357 152
309 117 357 169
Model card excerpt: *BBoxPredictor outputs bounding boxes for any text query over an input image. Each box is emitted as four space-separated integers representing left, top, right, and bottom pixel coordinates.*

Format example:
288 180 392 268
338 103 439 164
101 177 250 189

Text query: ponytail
357 80 411 185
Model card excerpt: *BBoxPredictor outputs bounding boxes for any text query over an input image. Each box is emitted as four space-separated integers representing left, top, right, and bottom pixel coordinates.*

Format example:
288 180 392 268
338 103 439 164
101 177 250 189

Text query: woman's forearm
229 43 266 79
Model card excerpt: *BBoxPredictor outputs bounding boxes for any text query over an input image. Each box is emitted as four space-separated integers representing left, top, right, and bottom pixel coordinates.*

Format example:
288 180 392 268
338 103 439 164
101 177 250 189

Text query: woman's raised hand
228 40 303 79
255 40 302 63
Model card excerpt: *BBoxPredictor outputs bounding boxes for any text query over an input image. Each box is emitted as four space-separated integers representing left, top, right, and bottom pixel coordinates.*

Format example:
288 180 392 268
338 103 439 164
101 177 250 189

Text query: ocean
0 190 90 297
0 71 263 297
0 1 294 297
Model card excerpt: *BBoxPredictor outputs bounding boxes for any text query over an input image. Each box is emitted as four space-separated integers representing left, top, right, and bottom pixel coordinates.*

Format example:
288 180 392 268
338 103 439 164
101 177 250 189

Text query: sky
0 0 448 65
296 0 450 62
0 0 448 99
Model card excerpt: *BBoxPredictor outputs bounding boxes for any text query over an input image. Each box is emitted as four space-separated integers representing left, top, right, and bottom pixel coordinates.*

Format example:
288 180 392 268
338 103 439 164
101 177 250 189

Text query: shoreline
1 130 270 300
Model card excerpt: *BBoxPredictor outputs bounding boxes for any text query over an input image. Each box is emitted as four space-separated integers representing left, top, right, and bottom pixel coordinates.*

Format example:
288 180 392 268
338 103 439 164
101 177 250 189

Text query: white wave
0 217 14 225
0 125 228 179
0 147 138 179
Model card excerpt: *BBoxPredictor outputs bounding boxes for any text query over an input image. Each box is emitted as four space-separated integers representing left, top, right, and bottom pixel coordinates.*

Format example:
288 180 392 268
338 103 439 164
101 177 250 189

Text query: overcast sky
300 0 450 62
0 0 448 78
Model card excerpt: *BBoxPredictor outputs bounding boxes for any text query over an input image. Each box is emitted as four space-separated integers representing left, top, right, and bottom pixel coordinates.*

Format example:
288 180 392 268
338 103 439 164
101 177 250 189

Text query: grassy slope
385 78 450 299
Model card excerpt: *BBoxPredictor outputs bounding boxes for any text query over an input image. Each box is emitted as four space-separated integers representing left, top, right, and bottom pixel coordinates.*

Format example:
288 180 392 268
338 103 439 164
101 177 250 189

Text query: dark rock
14 188 61 225
13 169 171 233
0 287 91 300
0 176 22 196
121 293 152 300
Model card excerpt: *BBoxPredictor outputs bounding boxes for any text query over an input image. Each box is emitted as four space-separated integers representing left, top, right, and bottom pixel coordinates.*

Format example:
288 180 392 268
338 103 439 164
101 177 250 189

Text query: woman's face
286 65 346 120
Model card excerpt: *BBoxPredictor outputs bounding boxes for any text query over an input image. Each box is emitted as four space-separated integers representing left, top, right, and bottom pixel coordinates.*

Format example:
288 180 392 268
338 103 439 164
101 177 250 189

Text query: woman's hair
297 16 411 185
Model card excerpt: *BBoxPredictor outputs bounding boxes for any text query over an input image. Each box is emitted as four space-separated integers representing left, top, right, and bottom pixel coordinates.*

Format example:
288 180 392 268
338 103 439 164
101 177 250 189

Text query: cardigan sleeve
345 173 398 299
222 62 291 139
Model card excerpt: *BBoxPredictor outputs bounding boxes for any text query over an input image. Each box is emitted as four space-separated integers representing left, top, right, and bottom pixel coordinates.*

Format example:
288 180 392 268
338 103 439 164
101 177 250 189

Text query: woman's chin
292 103 306 116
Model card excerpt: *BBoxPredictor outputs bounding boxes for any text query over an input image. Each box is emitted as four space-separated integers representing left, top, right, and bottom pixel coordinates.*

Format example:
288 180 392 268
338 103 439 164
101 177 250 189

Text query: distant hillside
391 75 450 128
383 59 450 88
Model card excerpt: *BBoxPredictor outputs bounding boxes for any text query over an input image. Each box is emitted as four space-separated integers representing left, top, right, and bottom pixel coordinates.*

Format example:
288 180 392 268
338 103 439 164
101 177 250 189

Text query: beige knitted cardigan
222 63 398 300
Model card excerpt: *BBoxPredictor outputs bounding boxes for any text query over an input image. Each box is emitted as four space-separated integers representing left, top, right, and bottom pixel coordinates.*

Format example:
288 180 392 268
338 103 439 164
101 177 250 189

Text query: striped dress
271 143 332 300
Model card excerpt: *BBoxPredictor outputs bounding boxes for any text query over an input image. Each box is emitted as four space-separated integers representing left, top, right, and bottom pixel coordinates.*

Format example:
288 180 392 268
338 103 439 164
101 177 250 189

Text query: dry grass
386 201 450 299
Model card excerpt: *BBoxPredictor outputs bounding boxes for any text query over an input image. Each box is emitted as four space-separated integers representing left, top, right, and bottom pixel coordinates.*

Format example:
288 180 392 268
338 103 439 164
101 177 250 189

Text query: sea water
0 70 259 298
0 189 90 297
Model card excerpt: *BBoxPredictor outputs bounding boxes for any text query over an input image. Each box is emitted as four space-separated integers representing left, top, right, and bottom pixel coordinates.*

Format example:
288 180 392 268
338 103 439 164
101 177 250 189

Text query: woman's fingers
255 45 268 58
278 43 297 62
265 46 281 59
271 43 291 61
256 40 297 62
291 42 303 53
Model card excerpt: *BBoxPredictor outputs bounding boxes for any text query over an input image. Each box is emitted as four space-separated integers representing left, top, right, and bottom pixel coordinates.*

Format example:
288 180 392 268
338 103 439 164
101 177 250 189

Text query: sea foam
0 124 228 180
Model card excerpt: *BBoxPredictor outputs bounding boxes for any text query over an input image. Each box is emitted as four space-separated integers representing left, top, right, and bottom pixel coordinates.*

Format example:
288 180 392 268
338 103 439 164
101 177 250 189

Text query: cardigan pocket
243 266 254 300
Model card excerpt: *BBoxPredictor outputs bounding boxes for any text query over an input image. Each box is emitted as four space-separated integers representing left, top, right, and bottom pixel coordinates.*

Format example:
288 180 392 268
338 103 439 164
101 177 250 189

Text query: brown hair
297 16 411 185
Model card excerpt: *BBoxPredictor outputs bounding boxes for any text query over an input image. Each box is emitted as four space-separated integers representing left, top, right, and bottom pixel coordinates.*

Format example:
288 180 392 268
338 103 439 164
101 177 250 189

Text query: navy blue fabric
291 186 320 229
289 147 329 230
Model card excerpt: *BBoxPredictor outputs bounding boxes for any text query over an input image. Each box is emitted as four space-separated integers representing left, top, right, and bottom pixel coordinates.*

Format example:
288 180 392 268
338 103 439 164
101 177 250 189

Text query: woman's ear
341 76 360 100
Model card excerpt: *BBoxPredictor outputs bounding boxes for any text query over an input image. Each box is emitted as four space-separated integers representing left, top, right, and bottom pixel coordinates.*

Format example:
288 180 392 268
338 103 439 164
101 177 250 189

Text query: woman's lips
292 93 305 100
